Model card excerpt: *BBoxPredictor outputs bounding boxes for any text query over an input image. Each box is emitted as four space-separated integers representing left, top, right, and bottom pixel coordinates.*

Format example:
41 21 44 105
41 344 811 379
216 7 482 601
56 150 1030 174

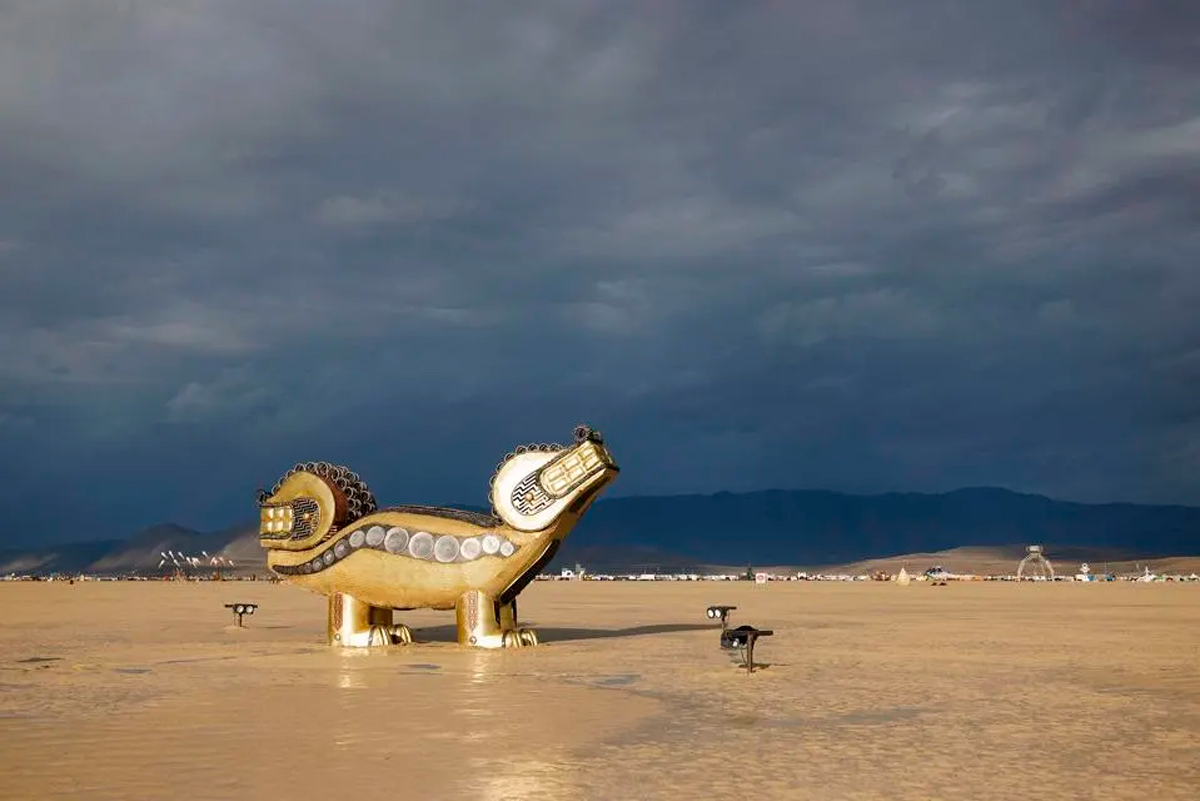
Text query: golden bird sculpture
257 425 618 648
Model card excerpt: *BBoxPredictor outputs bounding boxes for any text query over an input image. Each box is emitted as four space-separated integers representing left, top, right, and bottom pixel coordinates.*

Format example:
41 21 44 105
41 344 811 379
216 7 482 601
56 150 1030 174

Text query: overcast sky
2 1 1198 543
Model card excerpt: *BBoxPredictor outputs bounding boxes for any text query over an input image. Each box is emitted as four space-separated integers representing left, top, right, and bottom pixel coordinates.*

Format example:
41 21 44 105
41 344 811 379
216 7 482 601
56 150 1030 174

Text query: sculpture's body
257 425 617 648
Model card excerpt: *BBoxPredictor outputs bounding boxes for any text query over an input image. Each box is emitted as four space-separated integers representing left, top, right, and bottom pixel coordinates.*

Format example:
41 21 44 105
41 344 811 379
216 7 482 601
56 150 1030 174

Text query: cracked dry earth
1 581 1197 800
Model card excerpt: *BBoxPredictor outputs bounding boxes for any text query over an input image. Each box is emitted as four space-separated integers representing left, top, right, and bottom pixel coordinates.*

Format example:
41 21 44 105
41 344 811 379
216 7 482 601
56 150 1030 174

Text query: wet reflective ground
2 581 1198 799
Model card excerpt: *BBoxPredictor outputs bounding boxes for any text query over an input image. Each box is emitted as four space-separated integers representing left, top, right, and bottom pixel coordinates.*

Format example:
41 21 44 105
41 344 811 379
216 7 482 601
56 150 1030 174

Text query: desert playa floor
1 581 1198 800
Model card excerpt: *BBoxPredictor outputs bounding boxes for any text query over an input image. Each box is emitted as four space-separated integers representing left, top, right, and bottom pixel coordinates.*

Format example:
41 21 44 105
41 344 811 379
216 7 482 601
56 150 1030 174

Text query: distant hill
0 522 257 576
2 486 1197 576
0 538 125 575
825 546 1200 578
550 487 1200 568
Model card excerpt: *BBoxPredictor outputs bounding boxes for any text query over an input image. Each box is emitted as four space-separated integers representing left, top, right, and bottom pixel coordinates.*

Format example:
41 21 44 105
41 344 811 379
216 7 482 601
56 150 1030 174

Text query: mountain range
2 486 1198 576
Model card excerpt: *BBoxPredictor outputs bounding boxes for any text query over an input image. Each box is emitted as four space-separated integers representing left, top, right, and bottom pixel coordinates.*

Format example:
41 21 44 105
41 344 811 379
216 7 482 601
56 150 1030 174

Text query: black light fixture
705 605 737 631
225 602 259 627
721 625 773 674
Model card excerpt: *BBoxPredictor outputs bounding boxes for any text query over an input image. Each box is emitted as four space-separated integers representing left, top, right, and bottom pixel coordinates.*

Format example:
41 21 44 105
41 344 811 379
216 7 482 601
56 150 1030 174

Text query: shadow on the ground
408 622 716 644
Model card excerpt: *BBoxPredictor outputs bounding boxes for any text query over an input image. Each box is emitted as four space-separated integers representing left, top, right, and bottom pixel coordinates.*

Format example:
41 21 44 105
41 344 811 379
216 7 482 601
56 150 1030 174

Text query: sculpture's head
489 424 619 533
256 464 374 553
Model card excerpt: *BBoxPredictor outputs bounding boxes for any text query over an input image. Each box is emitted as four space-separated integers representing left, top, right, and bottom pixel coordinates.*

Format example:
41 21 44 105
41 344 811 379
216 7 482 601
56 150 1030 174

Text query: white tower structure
1016 544 1054 580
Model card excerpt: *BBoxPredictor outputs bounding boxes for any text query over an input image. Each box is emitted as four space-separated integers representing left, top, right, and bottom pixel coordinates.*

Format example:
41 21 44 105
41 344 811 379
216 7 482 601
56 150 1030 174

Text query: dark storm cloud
1 0 1198 541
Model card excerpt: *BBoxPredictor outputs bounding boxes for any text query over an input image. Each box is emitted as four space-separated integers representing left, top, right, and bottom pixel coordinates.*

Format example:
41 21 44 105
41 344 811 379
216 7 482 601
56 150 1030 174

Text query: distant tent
896 567 911 586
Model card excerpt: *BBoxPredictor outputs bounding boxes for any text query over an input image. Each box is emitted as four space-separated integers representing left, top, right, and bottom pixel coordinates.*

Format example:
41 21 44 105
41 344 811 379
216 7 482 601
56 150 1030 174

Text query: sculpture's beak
540 439 618 495
541 433 619 519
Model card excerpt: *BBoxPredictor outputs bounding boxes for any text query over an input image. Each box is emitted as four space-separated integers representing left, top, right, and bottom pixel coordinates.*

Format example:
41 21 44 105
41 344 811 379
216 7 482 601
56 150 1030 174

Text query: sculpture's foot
462 627 538 649
338 625 392 648
498 600 536 647
456 590 541 649
337 623 413 648
328 592 410 648
503 628 539 648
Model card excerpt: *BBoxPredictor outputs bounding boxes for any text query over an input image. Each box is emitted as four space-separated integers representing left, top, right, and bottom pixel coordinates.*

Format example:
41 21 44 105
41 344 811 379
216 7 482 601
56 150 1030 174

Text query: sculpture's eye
290 497 321 539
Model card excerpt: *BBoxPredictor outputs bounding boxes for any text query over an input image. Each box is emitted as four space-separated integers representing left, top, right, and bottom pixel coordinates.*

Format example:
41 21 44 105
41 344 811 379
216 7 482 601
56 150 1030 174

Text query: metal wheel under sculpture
1017 545 1054 581
256 425 618 649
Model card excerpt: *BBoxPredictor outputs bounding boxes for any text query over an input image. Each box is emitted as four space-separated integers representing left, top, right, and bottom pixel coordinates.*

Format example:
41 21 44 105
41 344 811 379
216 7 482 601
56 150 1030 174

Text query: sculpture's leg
497 599 515 630
328 592 412 647
456 590 538 648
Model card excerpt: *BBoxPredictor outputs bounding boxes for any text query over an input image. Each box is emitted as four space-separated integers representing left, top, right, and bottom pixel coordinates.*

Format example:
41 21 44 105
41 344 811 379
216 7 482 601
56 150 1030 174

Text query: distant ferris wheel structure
1017 544 1055 581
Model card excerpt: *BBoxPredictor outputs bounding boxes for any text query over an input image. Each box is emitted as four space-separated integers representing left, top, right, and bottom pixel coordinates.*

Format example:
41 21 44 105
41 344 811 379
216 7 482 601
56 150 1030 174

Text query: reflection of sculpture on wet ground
257 425 618 649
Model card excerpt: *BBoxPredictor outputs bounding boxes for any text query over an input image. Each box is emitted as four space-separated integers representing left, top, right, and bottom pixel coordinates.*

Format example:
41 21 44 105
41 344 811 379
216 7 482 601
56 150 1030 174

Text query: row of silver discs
347 525 518 564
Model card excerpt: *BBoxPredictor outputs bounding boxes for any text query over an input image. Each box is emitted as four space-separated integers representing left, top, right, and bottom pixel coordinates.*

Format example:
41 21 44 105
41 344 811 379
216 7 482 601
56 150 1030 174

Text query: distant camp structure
924 565 949 586
1016 545 1054 581
159 550 236 580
